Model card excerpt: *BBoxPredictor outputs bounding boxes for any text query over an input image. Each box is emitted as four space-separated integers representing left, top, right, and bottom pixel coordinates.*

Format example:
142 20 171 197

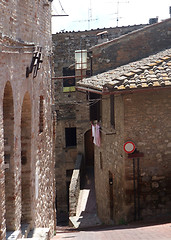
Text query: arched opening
21 92 32 225
3 81 15 230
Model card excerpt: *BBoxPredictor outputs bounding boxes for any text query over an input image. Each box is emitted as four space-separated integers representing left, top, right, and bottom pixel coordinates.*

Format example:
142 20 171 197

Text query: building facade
0 1 55 239
77 47 171 224
52 24 148 224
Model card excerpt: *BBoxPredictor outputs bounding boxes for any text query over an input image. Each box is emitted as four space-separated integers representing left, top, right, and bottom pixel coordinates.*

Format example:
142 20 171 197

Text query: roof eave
76 84 171 95
107 85 171 95
76 85 104 95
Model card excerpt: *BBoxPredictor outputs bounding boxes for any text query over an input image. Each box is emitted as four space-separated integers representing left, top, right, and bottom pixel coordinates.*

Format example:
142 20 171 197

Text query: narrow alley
69 167 101 229
52 221 171 240
53 168 171 240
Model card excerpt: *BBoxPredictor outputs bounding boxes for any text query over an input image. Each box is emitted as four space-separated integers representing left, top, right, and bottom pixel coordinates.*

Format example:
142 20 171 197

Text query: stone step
6 230 21 240
69 213 101 229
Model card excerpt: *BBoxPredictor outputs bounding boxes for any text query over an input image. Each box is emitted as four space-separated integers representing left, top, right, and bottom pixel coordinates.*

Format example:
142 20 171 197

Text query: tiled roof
77 48 171 93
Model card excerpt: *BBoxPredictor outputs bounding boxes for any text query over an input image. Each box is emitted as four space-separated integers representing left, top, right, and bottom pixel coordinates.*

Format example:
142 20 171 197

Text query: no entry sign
123 141 136 154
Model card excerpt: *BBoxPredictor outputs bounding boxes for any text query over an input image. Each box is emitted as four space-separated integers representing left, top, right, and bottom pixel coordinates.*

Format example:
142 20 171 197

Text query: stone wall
91 18 171 74
95 94 125 224
0 1 55 239
69 154 83 217
52 24 147 77
95 89 171 224
124 89 171 221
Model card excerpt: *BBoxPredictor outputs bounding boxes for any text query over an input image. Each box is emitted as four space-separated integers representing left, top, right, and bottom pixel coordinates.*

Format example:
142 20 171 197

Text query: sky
51 0 171 34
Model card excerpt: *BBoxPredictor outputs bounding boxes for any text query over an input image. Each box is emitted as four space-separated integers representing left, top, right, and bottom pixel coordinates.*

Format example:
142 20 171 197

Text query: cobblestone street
52 221 171 240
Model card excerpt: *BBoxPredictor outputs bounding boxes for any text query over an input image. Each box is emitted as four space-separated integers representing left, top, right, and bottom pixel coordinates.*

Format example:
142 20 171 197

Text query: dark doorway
84 130 94 167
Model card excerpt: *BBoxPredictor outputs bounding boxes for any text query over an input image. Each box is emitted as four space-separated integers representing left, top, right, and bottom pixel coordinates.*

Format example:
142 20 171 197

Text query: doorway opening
3 81 15 230
21 92 32 225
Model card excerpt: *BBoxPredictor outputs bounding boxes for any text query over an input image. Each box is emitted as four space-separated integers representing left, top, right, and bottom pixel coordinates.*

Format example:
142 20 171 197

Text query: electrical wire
56 98 101 107
52 0 68 16
58 0 68 15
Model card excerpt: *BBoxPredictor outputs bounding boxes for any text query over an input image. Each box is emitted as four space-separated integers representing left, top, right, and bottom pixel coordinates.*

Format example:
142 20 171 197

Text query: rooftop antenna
73 0 98 30
114 0 129 26
88 0 94 29
52 0 69 17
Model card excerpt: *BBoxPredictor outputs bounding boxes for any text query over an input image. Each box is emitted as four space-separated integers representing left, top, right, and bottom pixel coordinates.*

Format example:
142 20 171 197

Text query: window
39 96 44 133
63 67 75 92
110 95 115 128
65 127 77 147
89 92 101 121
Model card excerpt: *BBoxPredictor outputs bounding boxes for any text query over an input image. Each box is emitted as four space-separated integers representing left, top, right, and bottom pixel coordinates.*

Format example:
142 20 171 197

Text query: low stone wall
69 154 83 217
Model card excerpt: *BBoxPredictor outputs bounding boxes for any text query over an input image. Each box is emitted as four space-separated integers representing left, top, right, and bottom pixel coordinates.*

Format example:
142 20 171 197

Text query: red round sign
123 141 136 154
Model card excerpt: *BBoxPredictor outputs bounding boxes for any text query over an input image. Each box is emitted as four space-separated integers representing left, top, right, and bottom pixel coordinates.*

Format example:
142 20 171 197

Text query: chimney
97 31 108 44
149 17 158 25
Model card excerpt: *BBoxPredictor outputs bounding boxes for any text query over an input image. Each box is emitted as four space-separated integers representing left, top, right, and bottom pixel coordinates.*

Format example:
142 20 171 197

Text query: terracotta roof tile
77 48 171 92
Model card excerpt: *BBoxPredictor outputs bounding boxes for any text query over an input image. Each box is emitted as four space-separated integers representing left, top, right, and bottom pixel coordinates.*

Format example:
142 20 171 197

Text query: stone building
77 21 171 224
52 24 148 224
90 18 171 75
0 1 55 239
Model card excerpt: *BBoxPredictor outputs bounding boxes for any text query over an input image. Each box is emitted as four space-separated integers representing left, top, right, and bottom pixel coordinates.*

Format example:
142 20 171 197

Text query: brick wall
0 0 51 47
91 19 171 74
0 1 55 239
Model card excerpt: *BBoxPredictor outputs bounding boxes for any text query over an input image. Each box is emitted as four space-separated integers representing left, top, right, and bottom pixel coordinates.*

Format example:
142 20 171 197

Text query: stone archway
21 92 32 224
3 81 15 230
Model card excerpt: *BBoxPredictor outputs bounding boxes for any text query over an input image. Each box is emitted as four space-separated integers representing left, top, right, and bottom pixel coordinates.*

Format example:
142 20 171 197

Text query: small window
65 127 77 147
39 96 44 133
110 95 115 128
